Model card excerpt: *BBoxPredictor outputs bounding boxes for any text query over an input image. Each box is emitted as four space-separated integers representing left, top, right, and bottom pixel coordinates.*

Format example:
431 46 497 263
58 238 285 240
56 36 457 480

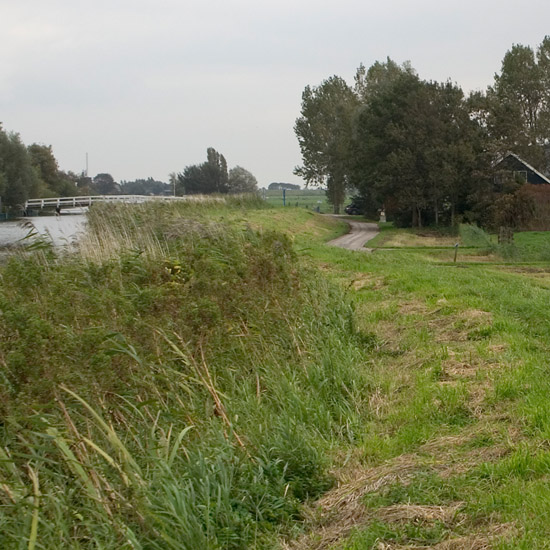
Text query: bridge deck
24 195 189 209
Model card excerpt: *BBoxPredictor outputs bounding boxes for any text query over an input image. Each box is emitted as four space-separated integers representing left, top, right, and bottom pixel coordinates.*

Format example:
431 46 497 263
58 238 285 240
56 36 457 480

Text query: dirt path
327 217 379 251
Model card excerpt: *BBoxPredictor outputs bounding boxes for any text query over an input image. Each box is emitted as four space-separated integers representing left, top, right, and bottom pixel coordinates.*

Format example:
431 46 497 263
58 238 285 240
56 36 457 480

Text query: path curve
327 217 379 251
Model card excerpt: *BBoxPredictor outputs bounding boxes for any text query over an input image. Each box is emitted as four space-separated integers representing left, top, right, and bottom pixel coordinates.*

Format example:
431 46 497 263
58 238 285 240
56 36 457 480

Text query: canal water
0 214 88 247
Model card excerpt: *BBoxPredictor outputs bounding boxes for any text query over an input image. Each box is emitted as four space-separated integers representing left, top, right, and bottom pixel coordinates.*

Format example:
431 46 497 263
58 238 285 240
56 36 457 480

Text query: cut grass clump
0 202 371 549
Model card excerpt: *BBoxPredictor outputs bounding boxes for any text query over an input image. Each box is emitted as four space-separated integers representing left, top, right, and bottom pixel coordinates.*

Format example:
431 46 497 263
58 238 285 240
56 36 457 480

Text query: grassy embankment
5 200 550 548
0 198 368 549
287 221 550 549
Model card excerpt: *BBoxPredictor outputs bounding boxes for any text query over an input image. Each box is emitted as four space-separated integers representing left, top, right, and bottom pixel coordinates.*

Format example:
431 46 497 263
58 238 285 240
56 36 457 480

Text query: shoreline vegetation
3 199 550 547
0 197 368 549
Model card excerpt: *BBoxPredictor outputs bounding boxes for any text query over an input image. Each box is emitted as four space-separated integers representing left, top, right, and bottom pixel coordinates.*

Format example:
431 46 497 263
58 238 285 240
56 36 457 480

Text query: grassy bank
0 199 367 549
6 203 550 549
286 223 550 549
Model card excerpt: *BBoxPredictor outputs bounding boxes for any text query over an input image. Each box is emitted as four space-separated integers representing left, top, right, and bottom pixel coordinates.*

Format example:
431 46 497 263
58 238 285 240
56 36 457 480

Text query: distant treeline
174 147 258 195
0 122 172 211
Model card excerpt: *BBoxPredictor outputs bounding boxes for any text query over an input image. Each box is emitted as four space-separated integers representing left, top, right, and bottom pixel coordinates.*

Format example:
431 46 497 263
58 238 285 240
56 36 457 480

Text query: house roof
496 152 550 185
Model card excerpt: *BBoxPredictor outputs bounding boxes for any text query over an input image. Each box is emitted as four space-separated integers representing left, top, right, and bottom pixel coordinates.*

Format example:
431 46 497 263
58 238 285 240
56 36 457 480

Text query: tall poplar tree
294 76 358 213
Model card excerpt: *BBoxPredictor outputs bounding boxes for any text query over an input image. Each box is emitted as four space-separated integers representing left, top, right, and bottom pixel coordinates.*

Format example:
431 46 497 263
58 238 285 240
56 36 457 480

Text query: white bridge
24 195 188 210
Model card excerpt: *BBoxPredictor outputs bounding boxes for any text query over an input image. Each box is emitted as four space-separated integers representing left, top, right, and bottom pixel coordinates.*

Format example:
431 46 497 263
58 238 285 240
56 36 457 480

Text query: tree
120 178 169 195
55 171 80 197
268 182 300 190
294 76 358 213
27 143 79 197
168 172 177 196
176 148 230 195
92 173 119 195
353 57 416 102
481 37 550 170
0 125 41 209
353 74 479 226
424 81 482 225
27 144 58 192
206 147 229 193
177 163 217 195
0 172 5 207
228 166 258 193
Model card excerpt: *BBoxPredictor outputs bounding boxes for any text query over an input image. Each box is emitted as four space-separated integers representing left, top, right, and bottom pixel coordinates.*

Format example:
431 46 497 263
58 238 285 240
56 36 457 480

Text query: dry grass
281 271 524 550
282 448 514 550
282 455 423 550
375 523 517 549
282 442 506 550
441 359 479 379
378 233 459 248
368 388 392 419
374 503 464 526
398 301 434 316
352 273 386 291
394 302 493 344
281 385 518 550
432 310 493 343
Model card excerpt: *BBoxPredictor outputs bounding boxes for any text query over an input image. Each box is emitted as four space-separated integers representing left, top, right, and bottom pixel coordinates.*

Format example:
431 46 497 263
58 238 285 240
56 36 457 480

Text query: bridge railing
24 195 189 209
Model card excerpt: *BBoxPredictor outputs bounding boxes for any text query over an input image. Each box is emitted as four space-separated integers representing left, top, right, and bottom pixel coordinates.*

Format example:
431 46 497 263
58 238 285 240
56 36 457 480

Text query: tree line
0 124 177 211
0 124 258 212
0 125 81 210
174 147 258 195
295 37 550 227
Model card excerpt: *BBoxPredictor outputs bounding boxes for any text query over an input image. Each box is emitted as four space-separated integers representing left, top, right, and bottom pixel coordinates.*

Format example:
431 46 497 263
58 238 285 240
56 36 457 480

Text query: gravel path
327 217 379 251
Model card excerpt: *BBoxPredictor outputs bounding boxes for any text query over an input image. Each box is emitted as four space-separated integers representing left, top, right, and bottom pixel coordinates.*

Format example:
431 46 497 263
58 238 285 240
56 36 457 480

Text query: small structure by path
327 217 379 251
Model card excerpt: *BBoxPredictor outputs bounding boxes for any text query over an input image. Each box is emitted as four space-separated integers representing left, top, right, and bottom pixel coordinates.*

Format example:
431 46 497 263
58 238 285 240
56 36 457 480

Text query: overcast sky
2 0 550 188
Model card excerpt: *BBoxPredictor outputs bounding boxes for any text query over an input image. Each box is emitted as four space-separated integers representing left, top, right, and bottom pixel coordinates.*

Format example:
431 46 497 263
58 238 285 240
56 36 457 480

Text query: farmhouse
494 152 550 186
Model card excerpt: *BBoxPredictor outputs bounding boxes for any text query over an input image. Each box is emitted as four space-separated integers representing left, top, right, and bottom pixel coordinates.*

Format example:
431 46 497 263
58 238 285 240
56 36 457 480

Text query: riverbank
0 198 366 549
5 201 550 547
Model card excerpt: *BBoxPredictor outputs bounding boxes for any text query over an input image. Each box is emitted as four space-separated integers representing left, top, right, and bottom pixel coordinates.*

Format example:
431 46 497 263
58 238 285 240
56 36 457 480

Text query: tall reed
0 200 370 548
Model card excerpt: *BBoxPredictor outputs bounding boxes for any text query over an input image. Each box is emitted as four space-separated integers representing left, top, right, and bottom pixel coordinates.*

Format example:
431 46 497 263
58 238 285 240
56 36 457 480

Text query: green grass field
286 222 550 549
263 188 342 214
5 201 550 548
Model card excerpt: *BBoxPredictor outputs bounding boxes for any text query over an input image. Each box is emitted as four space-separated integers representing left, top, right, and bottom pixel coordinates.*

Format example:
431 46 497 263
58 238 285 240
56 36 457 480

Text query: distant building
494 153 550 186
268 182 301 191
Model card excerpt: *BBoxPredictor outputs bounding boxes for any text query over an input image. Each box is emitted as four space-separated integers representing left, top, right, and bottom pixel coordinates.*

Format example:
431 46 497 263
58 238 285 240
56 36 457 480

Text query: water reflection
0 215 88 247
